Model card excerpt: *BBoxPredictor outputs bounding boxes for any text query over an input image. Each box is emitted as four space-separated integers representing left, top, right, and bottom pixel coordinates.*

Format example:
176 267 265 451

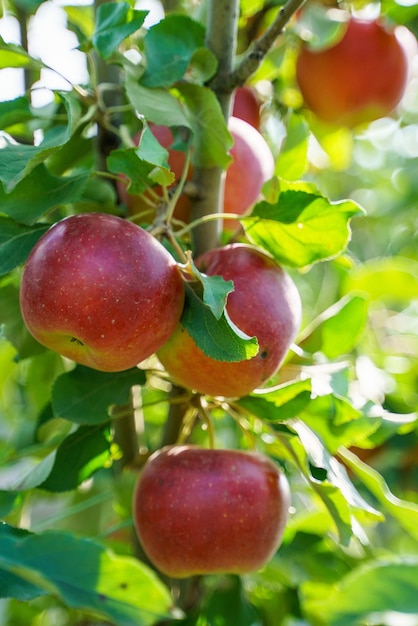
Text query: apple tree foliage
0 0 418 624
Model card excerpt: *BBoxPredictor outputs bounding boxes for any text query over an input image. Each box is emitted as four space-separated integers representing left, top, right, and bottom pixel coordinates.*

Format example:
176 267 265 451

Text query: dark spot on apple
70 337 84 346
260 349 268 359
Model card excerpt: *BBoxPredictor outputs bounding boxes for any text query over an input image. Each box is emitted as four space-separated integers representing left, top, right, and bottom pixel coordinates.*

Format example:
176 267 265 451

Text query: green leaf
181 285 258 362
242 180 364 268
136 125 170 168
303 557 418 626
276 112 309 180
0 96 33 130
288 420 382 543
74 176 118 213
2 454 56 491
188 47 218 84
141 14 207 87
0 567 45 601
300 294 369 358
0 218 49 276
186 257 234 320
8 0 44 14
92 2 148 59
65 4 95 40
107 147 158 195
299 394 381 454
0 491 22 517
237 379 313 421
0 527 46 601
0 284 46 359
343 257 418 303
40 425 113 492
204 576 262 626
383 0 418 24
201 274 234 321
176 83 232 169
133 126 175 188
339 446 418 541
0 524 173 625
0 92 85 192
125 81 191 128
52 366 146 425
0 37 44 70
0 166 89 224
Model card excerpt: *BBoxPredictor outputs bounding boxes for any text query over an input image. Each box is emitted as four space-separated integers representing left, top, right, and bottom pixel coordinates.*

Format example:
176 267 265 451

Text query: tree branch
189 0 239 257
16 7 32 95
93 0 122 173
223 0 308 92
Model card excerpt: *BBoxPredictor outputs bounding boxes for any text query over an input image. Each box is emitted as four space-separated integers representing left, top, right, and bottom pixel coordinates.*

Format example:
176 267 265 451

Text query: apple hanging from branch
133 445 291 578
20 213 185 372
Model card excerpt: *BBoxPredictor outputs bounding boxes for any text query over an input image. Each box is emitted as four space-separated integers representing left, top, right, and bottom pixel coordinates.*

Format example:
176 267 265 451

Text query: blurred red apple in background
133 445 291 578
20 213 185 372
232 86 261 130
295 16 409 127
157 244 302 398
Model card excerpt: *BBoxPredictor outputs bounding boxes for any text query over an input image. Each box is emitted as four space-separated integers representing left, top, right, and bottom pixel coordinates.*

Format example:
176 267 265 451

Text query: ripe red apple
118 117 275 233
20 213 185 372
295 16 409 127
157 244 302 398
223 116 275 233
232 86 261 130
133 445 290 578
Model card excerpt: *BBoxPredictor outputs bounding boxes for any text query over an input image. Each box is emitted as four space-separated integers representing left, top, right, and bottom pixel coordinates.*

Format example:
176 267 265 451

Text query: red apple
295 16 409 127
232 86 261 130
157 244 302 398
223 116 275 233
20 213 185 372
133 445 290 578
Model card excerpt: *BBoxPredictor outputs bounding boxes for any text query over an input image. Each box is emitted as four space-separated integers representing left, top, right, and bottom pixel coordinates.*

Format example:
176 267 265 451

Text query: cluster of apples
20 219 297 578
20 80 302 399
19 93 300 576
20 215 302 398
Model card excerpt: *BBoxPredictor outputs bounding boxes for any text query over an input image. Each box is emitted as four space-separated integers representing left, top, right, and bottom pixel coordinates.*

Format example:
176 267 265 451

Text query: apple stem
174 211 245 238
160 385 192 448
197 397 216 449
110 395 141 471
165 149 193 224
177 406 199 444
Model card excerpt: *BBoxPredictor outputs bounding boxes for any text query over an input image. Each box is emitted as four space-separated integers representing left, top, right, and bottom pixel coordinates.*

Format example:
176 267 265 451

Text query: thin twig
222 0 308 92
